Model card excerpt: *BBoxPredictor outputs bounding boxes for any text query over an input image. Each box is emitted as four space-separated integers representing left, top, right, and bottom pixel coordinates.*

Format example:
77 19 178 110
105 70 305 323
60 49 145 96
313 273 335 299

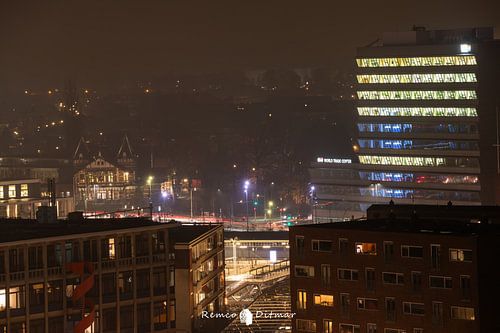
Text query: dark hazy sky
1 0 499 92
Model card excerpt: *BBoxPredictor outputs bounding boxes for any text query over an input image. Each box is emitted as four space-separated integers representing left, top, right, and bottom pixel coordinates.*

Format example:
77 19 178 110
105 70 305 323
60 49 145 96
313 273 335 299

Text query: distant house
73 135 140 213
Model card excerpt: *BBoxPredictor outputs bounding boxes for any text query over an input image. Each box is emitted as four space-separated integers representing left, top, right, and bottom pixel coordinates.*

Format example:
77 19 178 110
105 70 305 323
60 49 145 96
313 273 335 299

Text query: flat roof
169 224 221 244
0 218 175 244
224 231 289 241
291 218 500 237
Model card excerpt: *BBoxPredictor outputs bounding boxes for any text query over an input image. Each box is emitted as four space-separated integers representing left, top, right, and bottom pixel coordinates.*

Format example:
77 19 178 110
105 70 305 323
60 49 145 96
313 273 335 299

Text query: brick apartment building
289 206 500 333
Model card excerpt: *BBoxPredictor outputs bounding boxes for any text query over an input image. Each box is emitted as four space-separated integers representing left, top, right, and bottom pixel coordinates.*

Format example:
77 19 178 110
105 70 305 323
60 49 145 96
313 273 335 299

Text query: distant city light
460 43 472 53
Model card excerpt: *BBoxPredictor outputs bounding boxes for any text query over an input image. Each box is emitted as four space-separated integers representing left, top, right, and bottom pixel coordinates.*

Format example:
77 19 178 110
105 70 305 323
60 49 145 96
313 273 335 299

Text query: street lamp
147 176 153 219
244 180 249 231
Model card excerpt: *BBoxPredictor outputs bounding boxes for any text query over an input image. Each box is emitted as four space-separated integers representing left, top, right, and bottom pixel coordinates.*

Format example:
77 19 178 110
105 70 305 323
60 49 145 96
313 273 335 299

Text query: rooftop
291 218 500 237
224 231 289 241
0 218 176 244
169 224 221 244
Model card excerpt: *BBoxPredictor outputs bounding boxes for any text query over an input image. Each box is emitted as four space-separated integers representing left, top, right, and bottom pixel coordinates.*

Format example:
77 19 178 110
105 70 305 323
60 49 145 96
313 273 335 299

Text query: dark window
340 293 350 315
0 251 4 274
137 303 151 332
366 268 375 291
152 231 165 254
118 271 133 300
137 269 150 297
339 238 348 254
102 273 116 303
338 269 358 281
384 241 394 262
296 236 305 255
312 240 332 252
28 246 43 270
102 308 117 332
411 271 422 291
385 297 396 321
9 249 24 272
321 265 331 286
431 244 441 269
460 275 471 299
429 276 452 289
47 280 63 311
48 317 64 333
432 302 443 325
401 245 423 258
153 268 166 295
120 305 134 329
29 283 44 313
119 236 132 258
29 319 44 333
10 322 25 333
136 234 150 257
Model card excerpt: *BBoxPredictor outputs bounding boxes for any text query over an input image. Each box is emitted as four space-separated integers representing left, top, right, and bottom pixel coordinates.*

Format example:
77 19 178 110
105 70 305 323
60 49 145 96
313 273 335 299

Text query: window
431 244 440 269
321 265 331 286
411 272 422 291
296 319 316 332
383 272 404 285
0 187 3 199
339 238 348 254
8 185 16 198
403 302 425 316
9 286 25 309
0 289 5 311
449 249 472 262
323 319 333 333
296 236 305 255
401 245 423 258
357 107 478 118
118 271 134 300
29 283 44 312
338 269 358 281
312 240 333 252
385 298 396 321
340 293 350 315
384 329 407 333
297 290 307 310
120 305 134 329
432 302 443 325
47 280 63 311
451 306 475 320
355 242 377 255
429 276 452 289
367 323 377 333
357 298 378 310
384 241 394 262
295 265 314 278
20 184 28 197
314 294 334 307
339 324 360 333
153 301 168 330
366 268 375 290
413 329 424 333
460 275 471 299
28 246 43 270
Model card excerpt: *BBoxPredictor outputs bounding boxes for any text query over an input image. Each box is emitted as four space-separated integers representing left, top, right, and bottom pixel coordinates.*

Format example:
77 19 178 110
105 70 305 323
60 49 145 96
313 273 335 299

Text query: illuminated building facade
290 205 500 333
73 136 139 213
311 27 500 220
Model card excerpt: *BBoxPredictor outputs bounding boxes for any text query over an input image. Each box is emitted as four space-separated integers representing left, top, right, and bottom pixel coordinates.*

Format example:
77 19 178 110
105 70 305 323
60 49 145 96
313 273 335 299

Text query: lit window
357 73 477 84
357 107 478 117
314 294 334 307
8 185 16 198
449 249 472 262
355 242 377 255
297 290 307 310
451 306 475 320
323 319 333 333
0 289 5 311
109 238 116 259
356 55 477 68
0 187 3 199
460 44 472 53
403 302 425 315
9 286 25 309
20 184 28 197
357 90 476 100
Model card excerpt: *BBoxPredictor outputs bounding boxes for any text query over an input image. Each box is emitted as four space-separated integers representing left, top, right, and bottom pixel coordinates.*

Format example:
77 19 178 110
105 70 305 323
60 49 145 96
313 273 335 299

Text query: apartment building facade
289 214 500 333
0 217 224 333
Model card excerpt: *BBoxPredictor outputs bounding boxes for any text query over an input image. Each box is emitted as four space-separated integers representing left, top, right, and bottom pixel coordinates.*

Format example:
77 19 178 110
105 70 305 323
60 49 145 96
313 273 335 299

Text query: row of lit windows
357 122 477 134
358 139 479 150
357 107 478 117
359 155 480 168
357 90 477 100
359 172 479 185
357 73 477 84
0 184 29 199
356 56 477 68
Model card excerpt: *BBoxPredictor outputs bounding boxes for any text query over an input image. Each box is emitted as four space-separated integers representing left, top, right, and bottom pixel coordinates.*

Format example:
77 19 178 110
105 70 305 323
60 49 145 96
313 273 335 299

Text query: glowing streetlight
244 180 250 231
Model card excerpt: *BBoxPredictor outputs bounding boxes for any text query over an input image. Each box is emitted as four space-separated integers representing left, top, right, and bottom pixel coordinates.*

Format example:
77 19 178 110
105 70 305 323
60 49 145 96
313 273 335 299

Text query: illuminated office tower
310 27 500 221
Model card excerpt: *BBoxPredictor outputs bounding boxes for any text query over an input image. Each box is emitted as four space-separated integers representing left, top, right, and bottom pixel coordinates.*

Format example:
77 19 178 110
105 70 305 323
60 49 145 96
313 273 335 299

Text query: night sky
1 0 499 92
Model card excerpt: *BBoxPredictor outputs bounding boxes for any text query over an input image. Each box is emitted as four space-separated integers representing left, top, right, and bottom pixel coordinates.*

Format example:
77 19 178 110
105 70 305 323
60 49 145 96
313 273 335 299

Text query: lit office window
356 55 477 67
357 73 477 84
0 187 3 199
359 155 446 167
314 294 334 307
357 90 477 100
451 306 475 320
20 184 28 197
357 107 478 117
8 185 16 198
